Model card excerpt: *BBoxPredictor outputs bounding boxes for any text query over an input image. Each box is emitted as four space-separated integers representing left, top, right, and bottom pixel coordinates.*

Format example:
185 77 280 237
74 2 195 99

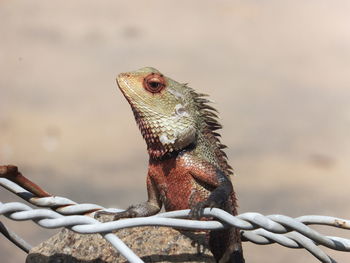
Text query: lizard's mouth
116 74 158 119
117 74 143 104
116 73 128 97
116 74 139 109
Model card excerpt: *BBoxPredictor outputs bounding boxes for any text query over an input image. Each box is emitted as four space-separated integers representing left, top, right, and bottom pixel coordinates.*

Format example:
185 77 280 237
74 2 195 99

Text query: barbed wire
1 176 350 263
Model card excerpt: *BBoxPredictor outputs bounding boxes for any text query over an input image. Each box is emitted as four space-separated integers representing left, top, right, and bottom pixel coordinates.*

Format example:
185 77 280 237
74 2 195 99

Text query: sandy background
1 1 350 262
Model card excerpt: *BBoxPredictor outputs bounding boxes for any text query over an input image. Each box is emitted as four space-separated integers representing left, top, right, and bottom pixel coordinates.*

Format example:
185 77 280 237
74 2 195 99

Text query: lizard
96 67 244 263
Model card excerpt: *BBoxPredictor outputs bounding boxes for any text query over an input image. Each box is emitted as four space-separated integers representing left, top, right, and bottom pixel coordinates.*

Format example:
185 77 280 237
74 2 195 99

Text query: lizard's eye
143 73 166 93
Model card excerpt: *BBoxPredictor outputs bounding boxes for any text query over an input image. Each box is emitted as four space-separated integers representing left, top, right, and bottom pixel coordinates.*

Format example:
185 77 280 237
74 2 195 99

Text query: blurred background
1 0 349 262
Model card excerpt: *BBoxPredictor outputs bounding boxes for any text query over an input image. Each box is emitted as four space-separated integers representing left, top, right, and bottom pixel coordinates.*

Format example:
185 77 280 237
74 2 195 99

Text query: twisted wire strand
0 201 143 263
1 178 350 263
0 201 346 263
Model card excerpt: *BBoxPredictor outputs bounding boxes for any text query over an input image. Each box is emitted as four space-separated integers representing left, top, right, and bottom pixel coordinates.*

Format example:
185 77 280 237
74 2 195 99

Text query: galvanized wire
1 177 349 263
0 220 32 253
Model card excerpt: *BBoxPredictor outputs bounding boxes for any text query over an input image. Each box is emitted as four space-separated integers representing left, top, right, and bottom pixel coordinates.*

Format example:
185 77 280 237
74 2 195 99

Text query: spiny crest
188 87 233 176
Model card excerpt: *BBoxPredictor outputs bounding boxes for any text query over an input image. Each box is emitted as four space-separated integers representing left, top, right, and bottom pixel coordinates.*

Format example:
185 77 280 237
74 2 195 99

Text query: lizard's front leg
185 159 234 219
185 161 244 262
95 175 162 220
190 175 233 219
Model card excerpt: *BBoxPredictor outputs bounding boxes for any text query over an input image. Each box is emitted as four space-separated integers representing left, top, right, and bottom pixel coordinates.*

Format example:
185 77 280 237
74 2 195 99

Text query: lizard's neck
147 141 174 159
134 109 196 159
148 142 195 161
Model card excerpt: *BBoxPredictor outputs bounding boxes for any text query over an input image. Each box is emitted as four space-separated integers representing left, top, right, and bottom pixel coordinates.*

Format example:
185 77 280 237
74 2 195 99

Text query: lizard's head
117 67 198 158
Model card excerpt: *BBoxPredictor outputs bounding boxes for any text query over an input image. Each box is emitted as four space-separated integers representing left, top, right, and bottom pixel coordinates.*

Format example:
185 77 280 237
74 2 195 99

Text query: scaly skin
96 67 244 263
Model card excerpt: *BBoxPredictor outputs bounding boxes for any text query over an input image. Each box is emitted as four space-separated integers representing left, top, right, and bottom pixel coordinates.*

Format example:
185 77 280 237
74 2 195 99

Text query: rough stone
26 215 215 263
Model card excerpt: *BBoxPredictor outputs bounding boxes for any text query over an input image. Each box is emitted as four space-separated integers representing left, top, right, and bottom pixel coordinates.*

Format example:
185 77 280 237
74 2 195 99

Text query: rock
26 215 215 263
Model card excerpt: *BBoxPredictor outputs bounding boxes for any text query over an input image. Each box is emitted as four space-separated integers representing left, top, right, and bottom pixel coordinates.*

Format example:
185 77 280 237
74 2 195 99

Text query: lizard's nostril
118 73 130 79
116 73 130 84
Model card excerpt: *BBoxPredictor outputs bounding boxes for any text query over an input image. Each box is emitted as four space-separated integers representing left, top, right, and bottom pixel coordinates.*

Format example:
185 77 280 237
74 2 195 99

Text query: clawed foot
94 202 160 221
94 210 117 220
94 208 138 221
189 199 220 219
